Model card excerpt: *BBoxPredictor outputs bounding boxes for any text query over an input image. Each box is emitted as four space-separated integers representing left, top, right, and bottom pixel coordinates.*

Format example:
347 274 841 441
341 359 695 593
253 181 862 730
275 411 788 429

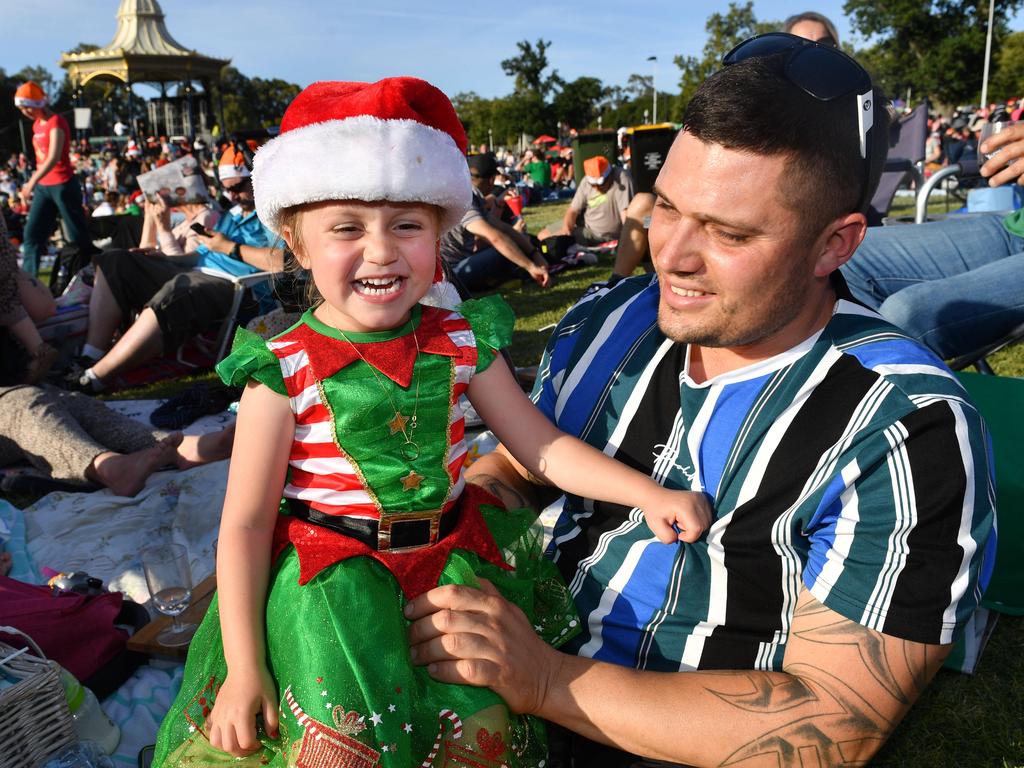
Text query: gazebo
59 0 229 138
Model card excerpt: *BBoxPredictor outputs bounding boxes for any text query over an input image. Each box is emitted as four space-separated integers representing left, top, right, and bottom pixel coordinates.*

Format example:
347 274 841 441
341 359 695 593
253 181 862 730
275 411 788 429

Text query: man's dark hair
467 153 498 178
682 52 889 238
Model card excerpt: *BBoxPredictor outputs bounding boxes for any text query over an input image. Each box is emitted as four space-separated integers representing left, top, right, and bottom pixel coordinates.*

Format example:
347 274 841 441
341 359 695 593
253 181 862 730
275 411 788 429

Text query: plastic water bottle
59 669 121 755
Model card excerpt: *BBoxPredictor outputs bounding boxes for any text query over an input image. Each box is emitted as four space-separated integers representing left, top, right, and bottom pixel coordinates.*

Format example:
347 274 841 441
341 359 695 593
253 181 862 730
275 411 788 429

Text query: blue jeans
450 247 524 294
21 176 92 276
840 214 1024 359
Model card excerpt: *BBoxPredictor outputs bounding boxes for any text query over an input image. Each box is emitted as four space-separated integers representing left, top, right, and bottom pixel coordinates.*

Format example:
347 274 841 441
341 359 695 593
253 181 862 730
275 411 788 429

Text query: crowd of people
0 9 1016 767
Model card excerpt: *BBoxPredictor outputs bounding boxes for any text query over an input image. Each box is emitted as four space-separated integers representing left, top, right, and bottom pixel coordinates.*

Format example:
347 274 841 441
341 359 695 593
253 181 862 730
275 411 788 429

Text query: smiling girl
153 78 710 768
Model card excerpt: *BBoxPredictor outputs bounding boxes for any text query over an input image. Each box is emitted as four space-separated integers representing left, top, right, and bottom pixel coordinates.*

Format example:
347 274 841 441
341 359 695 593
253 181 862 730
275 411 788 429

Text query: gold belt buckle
377 509 443 552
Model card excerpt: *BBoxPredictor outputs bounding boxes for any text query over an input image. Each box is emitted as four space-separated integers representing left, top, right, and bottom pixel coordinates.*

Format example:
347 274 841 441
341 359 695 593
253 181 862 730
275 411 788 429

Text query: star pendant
388 411 410 435
401 470 423 491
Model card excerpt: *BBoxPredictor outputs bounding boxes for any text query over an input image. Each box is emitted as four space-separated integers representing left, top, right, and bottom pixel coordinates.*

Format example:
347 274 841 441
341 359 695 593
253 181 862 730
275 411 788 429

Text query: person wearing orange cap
14 81 93 276
538 153 634 246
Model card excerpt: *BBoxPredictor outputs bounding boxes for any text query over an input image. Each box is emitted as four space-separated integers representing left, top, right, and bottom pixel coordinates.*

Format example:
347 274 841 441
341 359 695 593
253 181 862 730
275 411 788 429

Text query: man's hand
19 183 34 205
406 579 560 714
980 121 1024 187
528 262 550 287
198 230 237 256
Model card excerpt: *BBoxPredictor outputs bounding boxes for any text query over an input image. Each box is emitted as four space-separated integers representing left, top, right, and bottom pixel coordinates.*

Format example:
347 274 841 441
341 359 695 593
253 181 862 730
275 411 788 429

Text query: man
406 37 995 767
70 147 283 390
440 152 549 293
540 154 634 245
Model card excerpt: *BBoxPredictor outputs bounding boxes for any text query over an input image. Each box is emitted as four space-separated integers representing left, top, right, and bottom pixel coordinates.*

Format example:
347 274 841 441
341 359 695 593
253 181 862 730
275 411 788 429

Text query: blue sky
3 0 1019 99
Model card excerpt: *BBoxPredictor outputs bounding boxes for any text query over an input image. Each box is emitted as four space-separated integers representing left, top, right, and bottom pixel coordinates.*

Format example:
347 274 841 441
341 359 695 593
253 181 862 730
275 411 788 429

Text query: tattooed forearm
704 590 949 767
468 472 532 511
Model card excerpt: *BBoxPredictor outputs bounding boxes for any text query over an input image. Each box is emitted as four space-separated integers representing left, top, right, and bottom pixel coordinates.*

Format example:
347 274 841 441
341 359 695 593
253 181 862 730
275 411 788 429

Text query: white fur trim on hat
14 96 47 109
252 115 471 234
218 164 251 181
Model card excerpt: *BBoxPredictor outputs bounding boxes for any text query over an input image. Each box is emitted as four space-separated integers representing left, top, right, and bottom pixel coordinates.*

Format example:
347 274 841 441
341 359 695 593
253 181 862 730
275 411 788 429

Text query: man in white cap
65 145 283 391
539 154 634 246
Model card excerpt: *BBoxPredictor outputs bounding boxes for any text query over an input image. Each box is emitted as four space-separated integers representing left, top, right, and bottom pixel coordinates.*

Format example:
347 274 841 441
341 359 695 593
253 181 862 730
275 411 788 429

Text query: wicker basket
0 633 77 768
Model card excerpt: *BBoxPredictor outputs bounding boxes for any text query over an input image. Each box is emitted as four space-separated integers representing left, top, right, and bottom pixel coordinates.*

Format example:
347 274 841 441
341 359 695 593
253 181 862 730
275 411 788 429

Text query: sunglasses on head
723 33 874 207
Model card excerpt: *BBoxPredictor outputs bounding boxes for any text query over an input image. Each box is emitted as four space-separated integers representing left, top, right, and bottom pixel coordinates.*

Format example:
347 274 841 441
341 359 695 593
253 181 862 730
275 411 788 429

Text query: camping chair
189 267 284 363
866 101 929 226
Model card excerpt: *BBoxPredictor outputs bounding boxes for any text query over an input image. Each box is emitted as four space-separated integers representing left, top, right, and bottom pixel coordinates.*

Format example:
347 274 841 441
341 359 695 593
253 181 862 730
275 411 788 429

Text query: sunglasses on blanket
722 32 875 210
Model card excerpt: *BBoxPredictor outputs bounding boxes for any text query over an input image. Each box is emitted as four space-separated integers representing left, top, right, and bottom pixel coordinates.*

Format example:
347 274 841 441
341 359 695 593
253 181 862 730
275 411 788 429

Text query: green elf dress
153 296 578 768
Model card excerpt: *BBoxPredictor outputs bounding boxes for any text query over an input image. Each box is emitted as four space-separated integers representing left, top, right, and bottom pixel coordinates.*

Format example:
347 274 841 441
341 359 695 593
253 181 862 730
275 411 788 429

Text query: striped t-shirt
534 274 996 672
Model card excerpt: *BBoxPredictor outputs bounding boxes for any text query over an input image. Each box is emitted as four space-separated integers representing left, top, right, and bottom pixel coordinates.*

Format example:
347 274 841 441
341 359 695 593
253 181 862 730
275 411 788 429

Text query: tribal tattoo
708 589 947 767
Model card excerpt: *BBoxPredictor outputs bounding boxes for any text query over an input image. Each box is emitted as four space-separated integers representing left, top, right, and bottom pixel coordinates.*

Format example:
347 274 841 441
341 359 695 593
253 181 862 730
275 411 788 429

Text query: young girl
154 78 710 768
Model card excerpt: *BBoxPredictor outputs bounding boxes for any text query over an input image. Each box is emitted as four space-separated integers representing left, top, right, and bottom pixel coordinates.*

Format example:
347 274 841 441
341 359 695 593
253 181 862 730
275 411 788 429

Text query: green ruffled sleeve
214 327 287 396
456 295 515 373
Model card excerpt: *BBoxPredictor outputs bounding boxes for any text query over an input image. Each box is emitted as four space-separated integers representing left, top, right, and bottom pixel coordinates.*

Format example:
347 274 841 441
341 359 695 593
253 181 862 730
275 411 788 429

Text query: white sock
81 344 105 361
80 367 105 392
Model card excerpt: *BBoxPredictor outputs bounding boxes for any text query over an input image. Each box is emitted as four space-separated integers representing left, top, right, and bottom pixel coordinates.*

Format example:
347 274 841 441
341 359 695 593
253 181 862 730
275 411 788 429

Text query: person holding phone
60 147 283 391
136 192 220 256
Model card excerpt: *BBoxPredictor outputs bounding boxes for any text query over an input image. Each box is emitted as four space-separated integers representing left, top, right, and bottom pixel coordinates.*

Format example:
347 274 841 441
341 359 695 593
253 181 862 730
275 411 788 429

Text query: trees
673 1 775 119
989 31 1024 103
845 0 1024 105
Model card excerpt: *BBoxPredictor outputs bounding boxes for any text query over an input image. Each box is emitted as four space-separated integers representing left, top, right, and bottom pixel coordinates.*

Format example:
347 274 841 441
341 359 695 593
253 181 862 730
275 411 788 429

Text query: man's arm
200 230 284 272
464 443 561 514
465 217 549 287
407 585 949 767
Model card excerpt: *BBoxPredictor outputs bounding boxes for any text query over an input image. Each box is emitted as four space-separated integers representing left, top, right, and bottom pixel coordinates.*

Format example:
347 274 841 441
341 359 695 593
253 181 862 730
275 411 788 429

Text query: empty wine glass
142 543 196 646
980 120 1019 161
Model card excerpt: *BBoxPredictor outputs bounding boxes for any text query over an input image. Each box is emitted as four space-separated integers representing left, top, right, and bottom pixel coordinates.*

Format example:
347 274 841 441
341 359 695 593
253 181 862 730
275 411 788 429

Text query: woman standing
14 81 93 276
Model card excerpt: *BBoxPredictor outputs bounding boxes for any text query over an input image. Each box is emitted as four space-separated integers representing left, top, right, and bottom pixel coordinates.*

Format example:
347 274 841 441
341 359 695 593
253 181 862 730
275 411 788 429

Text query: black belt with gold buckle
286 499 457 552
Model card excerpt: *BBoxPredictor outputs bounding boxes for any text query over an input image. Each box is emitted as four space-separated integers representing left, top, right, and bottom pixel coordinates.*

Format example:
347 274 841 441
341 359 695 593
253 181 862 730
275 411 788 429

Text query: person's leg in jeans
20 185 60 277
840 214 1024 357
51 176 93 254
451 246 524 294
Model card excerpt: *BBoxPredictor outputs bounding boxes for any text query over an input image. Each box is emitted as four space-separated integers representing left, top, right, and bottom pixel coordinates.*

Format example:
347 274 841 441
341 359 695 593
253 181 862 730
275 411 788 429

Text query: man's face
649 132 831 359
470 169 495 195
221 177 254 210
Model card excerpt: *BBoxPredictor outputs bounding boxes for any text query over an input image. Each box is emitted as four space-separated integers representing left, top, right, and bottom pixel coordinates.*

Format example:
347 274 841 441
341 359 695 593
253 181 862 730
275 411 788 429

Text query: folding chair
192 267 284 362
866 101 929 226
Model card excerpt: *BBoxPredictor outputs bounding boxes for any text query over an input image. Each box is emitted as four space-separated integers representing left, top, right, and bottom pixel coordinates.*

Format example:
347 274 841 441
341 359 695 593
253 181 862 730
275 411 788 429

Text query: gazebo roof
60 0 229 86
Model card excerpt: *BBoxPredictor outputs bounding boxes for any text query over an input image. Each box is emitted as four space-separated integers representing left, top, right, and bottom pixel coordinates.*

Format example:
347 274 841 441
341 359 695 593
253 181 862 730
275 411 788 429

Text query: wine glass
979 120 1019 161
142 543 196 646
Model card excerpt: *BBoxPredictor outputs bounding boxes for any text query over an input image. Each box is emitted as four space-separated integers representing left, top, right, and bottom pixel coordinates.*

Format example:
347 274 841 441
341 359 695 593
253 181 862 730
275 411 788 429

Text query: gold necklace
336 319 422 464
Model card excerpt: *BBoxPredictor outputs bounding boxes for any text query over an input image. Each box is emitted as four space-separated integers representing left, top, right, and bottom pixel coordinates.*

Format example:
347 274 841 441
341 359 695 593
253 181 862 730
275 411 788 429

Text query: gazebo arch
59 0 230 138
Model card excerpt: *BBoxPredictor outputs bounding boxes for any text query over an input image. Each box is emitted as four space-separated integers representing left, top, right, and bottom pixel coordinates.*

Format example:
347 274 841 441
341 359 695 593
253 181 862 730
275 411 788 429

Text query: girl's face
285 200 440 334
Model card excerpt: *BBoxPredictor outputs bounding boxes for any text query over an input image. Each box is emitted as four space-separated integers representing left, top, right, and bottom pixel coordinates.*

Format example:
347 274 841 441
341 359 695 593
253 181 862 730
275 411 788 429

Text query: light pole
981 0 995 109
647 55 658 124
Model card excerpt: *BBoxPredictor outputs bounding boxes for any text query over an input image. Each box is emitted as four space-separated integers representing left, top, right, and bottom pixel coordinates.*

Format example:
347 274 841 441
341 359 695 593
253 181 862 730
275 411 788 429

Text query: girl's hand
208 665 280 756
643 489 712 545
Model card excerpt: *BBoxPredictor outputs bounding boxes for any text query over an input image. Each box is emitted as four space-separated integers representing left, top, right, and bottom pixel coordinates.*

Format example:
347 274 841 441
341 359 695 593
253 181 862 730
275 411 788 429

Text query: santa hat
218 146 251 181
14 81 47 109
125 140 141 158
252 77 471 234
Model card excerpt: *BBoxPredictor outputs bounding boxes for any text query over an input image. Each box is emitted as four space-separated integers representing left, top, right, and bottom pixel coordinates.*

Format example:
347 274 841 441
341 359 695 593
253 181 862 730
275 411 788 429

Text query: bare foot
89 433 184 496
175 423 236 469
0 552 11 576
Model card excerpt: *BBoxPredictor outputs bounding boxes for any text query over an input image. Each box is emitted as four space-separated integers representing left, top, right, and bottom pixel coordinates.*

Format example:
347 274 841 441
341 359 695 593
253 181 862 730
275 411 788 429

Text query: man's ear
814 212 867 277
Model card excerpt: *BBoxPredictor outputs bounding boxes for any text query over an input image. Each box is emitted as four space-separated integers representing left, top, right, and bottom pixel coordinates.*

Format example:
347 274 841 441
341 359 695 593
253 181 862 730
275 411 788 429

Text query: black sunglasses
723 33 875 207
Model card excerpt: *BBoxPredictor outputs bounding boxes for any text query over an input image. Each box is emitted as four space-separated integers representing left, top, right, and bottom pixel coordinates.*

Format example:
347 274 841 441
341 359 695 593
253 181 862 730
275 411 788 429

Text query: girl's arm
466 356 705 539
209 380 294 755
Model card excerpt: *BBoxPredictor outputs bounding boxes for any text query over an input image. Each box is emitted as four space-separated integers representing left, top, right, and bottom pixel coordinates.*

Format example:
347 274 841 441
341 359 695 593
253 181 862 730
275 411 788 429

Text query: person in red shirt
14 81 92 277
